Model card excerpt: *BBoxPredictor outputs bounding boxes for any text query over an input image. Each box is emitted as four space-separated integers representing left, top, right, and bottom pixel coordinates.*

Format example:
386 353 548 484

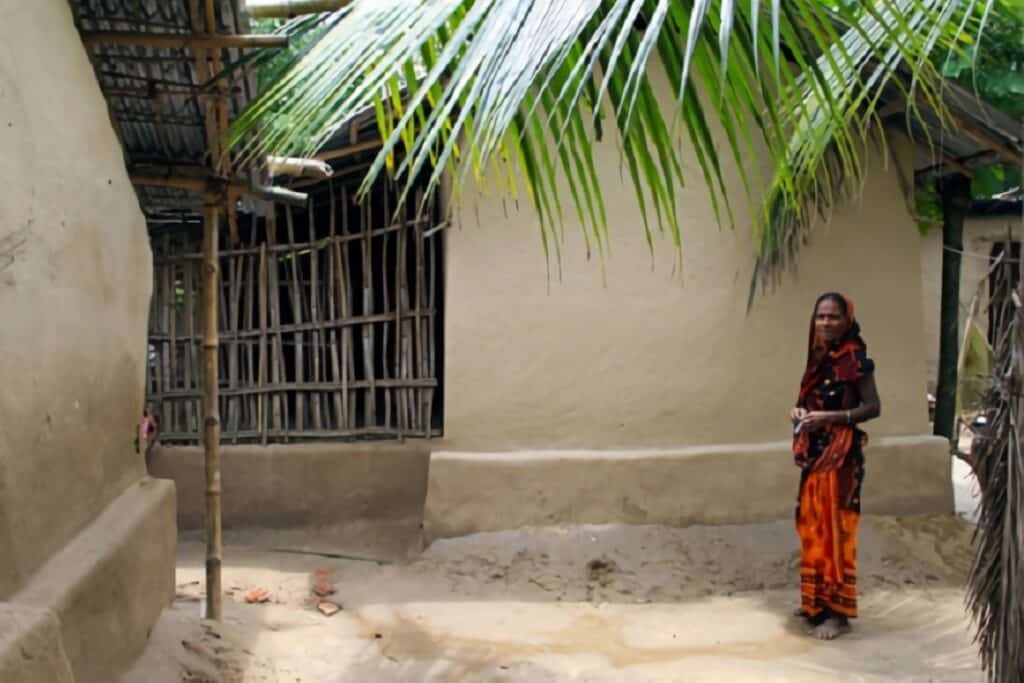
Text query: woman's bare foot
809 616 850 640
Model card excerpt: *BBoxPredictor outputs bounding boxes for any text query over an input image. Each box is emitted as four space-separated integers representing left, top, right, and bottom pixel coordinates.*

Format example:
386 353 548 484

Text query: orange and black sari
793 299 874 621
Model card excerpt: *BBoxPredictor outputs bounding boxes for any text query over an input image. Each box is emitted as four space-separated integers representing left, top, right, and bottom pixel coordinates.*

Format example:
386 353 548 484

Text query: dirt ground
121 510 982 683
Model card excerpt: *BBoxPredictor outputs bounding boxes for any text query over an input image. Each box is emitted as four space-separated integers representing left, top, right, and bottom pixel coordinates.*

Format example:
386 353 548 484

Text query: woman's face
814 298 848 344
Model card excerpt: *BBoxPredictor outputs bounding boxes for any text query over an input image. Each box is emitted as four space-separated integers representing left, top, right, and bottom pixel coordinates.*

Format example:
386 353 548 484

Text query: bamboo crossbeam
158 426 441 442
152 217 431 262
131 175 308 207
314 140 382 162
81 31 288 50
146 309 437 342
247 0 355 18
151 377 437 399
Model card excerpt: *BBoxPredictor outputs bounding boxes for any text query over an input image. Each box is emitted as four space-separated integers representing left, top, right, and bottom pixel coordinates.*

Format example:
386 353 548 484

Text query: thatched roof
878 79 1023 180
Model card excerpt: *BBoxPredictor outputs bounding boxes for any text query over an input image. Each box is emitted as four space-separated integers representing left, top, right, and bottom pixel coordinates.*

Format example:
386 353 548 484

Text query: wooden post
933 173 972 440
201 200 223 621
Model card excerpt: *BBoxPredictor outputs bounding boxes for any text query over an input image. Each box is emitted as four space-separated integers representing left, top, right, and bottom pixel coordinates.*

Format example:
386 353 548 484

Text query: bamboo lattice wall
147 179 444 444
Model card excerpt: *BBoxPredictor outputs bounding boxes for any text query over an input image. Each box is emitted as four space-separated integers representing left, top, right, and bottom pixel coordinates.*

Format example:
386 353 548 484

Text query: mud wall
0 0 153 598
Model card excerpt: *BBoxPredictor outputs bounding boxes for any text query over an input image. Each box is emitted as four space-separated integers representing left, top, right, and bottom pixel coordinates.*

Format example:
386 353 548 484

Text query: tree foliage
231 0 1012 294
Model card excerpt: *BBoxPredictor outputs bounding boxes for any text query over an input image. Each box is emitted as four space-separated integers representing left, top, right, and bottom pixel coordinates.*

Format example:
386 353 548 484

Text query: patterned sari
792 298 874 620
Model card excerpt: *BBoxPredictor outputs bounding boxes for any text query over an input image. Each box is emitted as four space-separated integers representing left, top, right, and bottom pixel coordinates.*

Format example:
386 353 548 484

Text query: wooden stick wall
147 181 443 444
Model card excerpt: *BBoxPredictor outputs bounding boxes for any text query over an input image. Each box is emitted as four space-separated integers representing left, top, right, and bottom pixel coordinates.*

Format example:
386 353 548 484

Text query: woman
790 292 881 640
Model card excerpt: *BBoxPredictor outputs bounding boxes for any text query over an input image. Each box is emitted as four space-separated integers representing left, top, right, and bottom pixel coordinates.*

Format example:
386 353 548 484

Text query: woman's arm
799 374 881 429
849 373 881 423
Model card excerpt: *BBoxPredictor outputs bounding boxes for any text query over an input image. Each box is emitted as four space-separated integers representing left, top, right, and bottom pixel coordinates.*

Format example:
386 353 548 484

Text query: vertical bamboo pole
227 257 242 441
413 191 426 432
361 200 377 427
340 186 355 426
327 181 344 427
309 201 324 431
381 187 393 431
285 207 305 434
258 243 268 444
185 259 198 436
396 205 407 436
201 200 223 621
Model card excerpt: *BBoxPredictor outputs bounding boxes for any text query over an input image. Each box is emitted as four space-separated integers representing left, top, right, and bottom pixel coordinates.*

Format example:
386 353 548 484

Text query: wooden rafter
131 175 309 207
80 31 287 49
247 0 354 18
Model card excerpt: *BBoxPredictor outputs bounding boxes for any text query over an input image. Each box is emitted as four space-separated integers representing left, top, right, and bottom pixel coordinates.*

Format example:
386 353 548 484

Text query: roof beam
80 31 288 50
951 115 1024 168
131 174 309 207
314 140 382 162
247 0 354 18
915 150 1001 180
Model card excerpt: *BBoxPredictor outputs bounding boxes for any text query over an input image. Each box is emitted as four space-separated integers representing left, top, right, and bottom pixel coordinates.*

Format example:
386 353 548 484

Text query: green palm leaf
229 0 1006 290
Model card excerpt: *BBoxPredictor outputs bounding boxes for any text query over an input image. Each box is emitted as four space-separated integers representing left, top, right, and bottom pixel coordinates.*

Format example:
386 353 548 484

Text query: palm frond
967 253 1024 683
228 0 1004 285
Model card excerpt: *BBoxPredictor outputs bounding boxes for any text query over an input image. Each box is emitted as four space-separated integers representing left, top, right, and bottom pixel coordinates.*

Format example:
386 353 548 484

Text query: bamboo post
327 181 344 427
244 248 258 431
285 207 306 433
341 187 355 426
425 205 438 437
267 213 285 435
414 192 426 432
396 202 407 436
228 257 242 441
309 201 324 431
381 188 393 431
201 200 223 621
185 260 198 435
361 200 377 426
259 243 268 444
247 0 355 18
160 236 173 433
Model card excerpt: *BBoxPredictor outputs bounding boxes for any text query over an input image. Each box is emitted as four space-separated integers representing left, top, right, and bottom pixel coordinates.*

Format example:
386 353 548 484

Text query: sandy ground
122 511 983 683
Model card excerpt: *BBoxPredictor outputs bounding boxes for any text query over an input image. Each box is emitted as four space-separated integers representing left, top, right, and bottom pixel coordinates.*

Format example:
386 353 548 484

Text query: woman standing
791 293 881 640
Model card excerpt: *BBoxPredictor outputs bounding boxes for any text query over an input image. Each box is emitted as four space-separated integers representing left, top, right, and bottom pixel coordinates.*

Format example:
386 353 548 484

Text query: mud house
143 78 1018 538
137 17 1017 543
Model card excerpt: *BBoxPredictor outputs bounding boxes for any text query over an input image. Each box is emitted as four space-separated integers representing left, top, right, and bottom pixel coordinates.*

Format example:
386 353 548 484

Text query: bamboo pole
259 244 269 444
201 200 223 621
266 214 286 435
184 260 197 435
395 195 407 437
361 200 377 427
80 31 288 49
285 207 306 432
326 181 344 427
247 0 355 19
130 175 308 207
309 202 324 431
227 256 242 441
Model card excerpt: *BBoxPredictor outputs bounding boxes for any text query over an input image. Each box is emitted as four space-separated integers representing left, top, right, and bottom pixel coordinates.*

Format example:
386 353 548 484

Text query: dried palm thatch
966 250 1024 682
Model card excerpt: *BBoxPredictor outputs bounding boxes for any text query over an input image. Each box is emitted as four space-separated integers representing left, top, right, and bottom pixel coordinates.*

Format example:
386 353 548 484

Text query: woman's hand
798 411 832 431
790 407 808 424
